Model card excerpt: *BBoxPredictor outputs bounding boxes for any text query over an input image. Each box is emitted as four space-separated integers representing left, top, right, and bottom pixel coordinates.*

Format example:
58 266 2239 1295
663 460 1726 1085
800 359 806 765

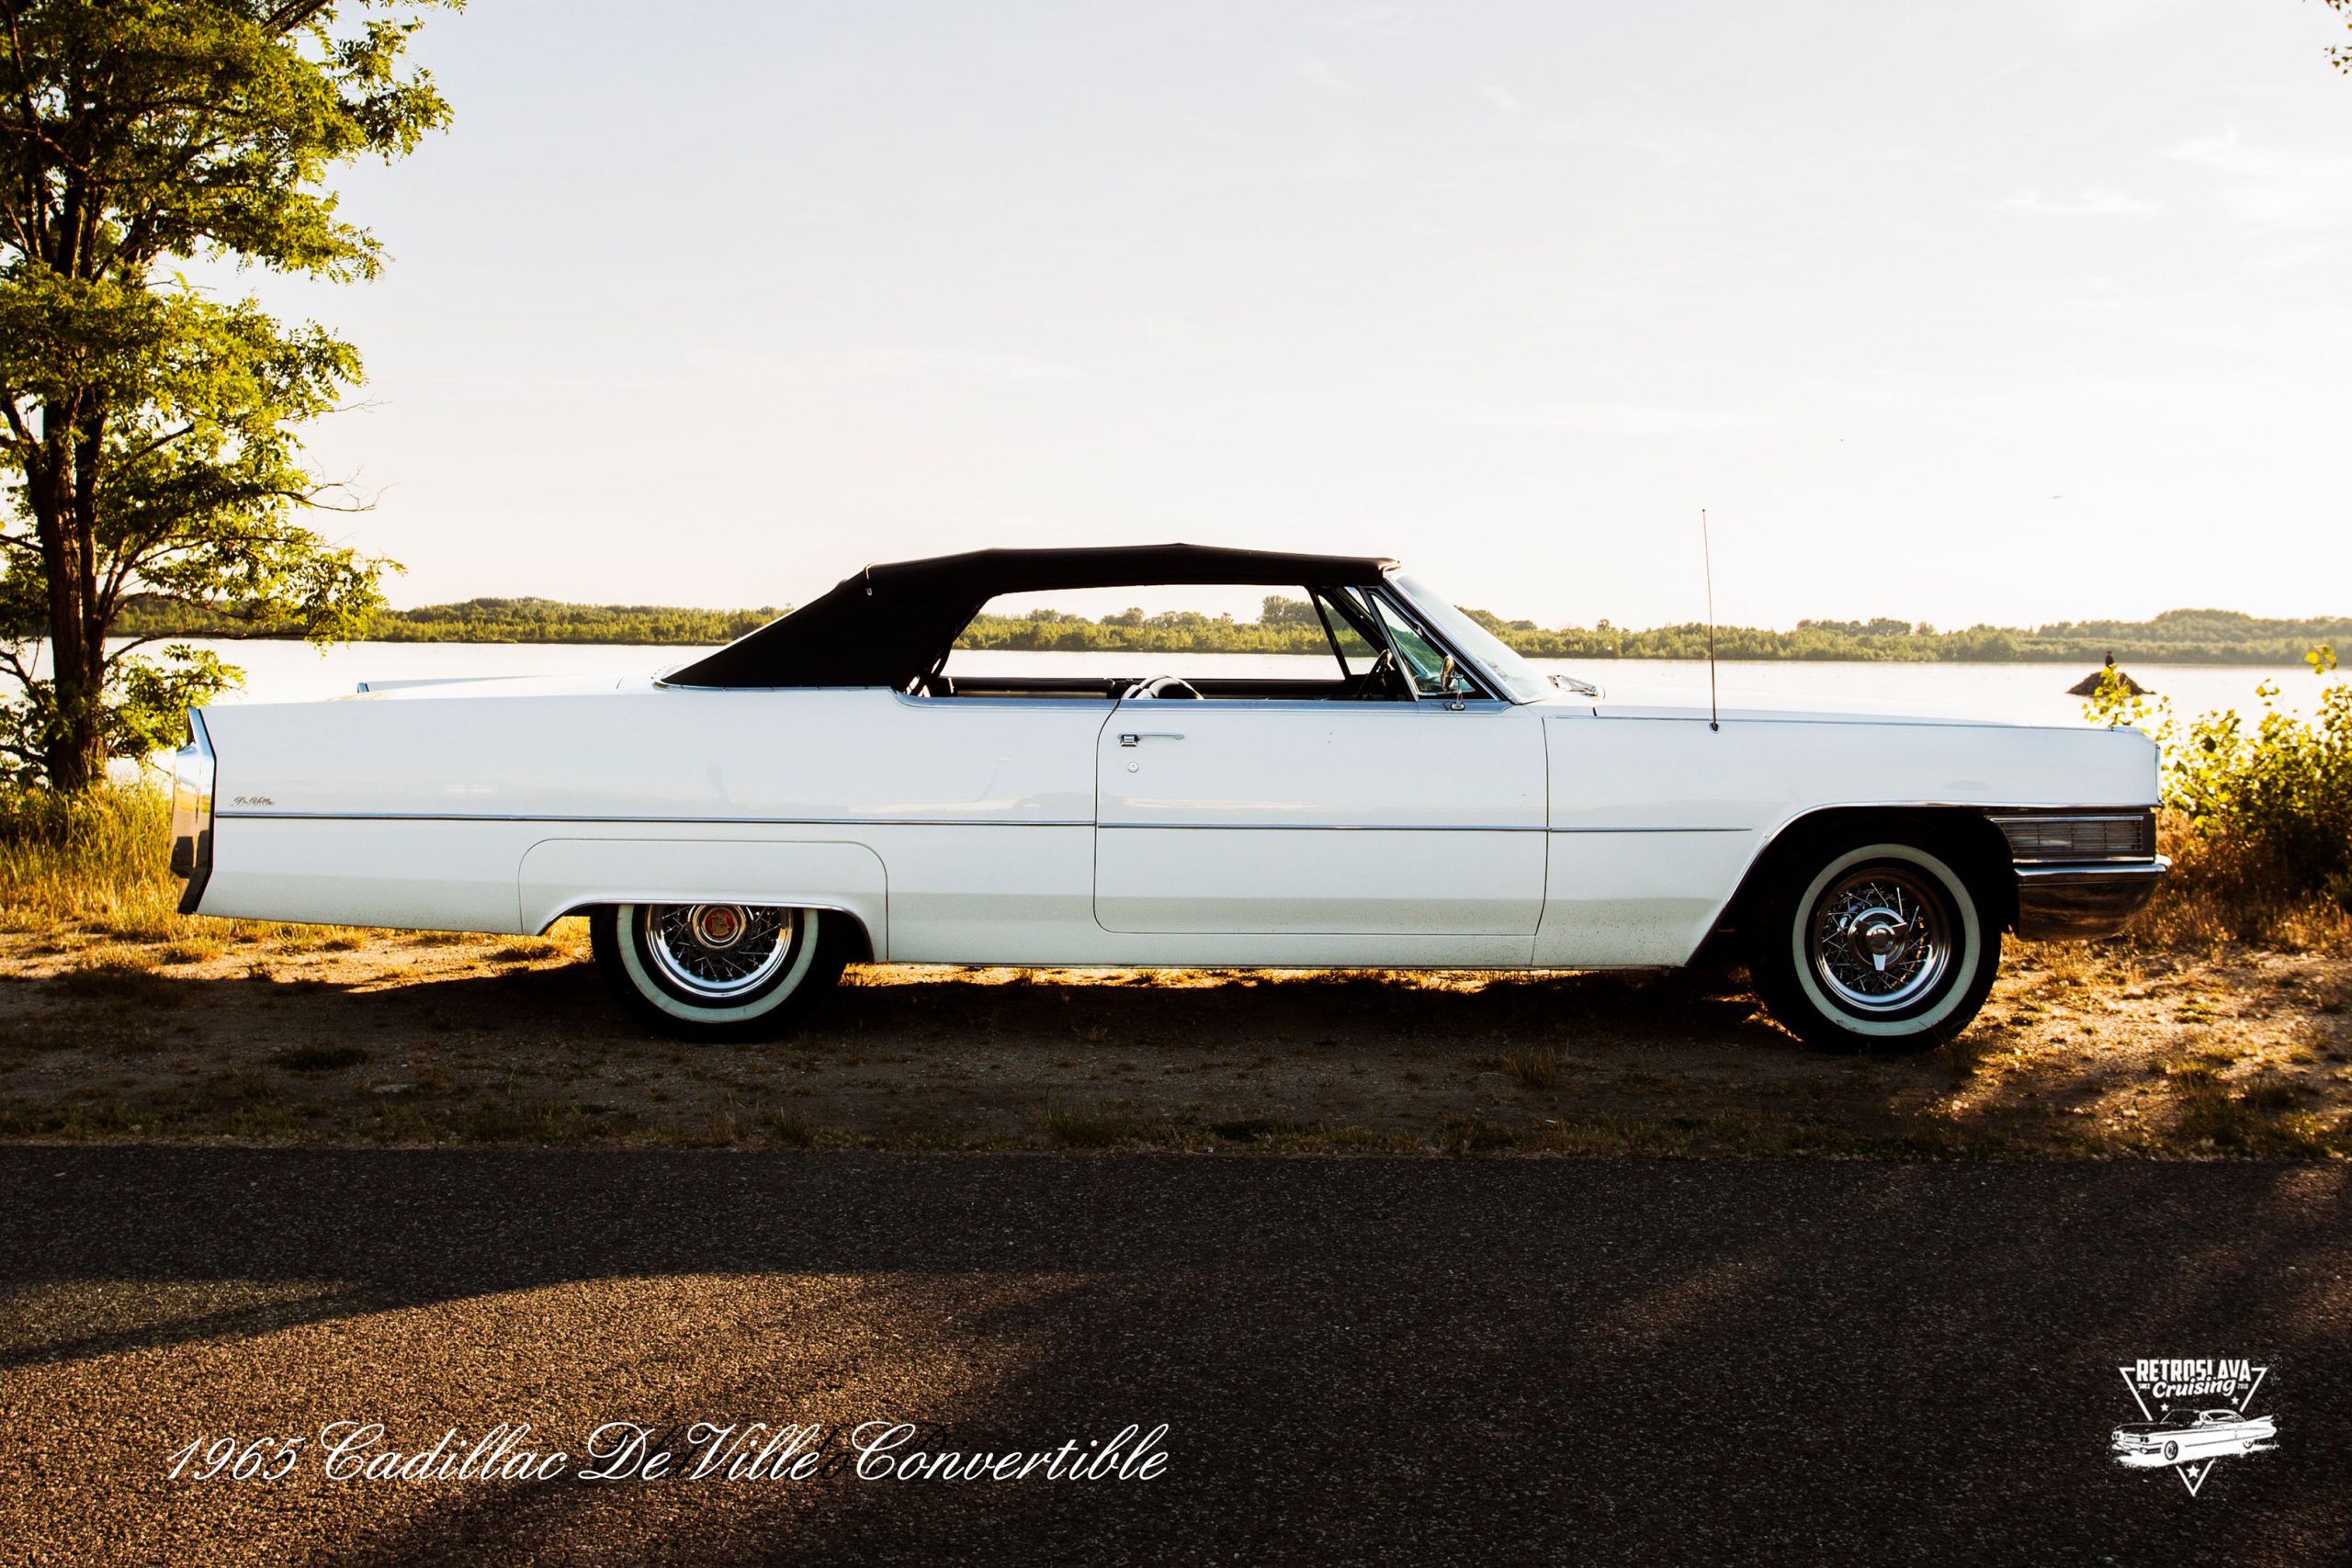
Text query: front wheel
1746 839 2000 1053
592 902 847 1041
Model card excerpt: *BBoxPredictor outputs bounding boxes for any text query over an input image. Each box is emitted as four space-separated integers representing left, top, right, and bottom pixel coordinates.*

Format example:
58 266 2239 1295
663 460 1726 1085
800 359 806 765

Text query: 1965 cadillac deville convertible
166 545 2165 1048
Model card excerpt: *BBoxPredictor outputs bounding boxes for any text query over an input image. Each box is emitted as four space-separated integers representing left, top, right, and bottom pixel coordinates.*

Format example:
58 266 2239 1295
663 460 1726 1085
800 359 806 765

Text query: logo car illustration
2111 1408 2278 1467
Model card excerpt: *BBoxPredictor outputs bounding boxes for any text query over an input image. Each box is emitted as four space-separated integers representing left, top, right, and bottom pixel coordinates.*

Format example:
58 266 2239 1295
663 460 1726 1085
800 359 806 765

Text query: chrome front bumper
2014 858 2169 941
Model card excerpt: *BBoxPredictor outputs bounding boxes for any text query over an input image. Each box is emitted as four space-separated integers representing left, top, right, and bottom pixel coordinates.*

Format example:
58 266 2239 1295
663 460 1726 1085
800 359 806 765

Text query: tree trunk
28 414 107 794
43 677 105 794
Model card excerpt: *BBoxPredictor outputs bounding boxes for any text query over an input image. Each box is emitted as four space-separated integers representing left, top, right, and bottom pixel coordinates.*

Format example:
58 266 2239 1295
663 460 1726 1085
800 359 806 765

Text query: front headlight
169 710 216 907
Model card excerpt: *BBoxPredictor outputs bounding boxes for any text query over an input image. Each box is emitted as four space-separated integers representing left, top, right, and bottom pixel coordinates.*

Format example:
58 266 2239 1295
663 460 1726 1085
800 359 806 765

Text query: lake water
74 638 2347 729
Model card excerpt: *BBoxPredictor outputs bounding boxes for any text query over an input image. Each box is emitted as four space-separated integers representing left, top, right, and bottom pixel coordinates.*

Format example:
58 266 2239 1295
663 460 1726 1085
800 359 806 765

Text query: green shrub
2088 647 2352 914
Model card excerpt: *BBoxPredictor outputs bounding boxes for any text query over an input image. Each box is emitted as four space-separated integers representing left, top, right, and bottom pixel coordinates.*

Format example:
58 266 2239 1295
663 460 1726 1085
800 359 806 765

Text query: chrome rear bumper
2013 858 2168 941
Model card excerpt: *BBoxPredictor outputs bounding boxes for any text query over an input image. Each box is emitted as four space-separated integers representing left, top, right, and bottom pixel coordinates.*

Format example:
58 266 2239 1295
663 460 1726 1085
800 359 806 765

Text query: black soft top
664 544 1398 689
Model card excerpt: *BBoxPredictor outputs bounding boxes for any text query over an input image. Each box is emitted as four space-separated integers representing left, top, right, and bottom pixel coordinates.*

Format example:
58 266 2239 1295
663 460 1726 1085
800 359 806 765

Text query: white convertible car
2112 1408 2278 1467
166 546 2165 1048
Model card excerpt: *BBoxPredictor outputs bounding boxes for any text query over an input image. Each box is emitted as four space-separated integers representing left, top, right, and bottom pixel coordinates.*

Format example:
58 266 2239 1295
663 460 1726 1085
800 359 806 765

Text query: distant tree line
109 594 2352 666
957 600 2352 665
1452 606 2352 665
112 595 781 647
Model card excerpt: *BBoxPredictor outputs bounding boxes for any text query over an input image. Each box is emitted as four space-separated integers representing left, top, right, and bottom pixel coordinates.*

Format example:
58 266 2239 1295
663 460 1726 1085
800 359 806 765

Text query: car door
1092 693 1549 936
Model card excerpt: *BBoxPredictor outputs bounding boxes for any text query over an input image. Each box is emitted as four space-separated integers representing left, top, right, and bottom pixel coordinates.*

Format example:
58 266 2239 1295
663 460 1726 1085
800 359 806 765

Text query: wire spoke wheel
1806 866 1954 1014
643 903 796 999
595 902 849 1042
1749 837 1996 1053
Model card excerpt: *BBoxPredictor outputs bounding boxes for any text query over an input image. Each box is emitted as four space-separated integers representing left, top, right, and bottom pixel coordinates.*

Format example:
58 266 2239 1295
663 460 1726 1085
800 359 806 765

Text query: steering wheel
1120 674 1203 701
1354 649 1410 701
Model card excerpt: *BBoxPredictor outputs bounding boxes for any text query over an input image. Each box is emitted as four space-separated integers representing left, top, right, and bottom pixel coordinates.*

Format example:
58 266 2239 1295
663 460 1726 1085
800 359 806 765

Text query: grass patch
1502 1047 1568 1090
2126 814 2352 953
56 959 171 1003
456 1095 605 1145
0 783 393 955
200 1066 277 1105
755 1109 820 1147
1036 1100 1170 1149
2163 1071 2342 1156
2237 1078 2316 1111
0 784 187 938
1208 1116 1306 1145
1437 1115 1519 1154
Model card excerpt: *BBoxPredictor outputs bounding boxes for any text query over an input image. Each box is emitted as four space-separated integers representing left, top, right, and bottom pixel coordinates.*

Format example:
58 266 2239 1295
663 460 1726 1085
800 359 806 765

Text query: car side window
921 582 1382 700
1312 587 1382 674
1368 592 1476 696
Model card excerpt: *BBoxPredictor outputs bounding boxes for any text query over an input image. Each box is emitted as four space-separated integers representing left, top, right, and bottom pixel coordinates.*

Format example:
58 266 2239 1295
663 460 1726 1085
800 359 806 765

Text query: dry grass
1035 1100 1172 1149
0 782 329 950
2124 811 2352 953
1502 1047 1570 1090
0 785 596 974
0 783 187 937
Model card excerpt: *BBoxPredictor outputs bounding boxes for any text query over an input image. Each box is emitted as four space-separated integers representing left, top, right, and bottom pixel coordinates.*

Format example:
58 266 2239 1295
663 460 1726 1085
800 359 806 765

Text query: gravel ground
2 1150 2345 1564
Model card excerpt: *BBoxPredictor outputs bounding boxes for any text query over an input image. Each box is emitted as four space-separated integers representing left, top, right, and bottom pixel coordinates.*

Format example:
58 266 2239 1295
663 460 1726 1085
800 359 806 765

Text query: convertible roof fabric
665 543 1398 689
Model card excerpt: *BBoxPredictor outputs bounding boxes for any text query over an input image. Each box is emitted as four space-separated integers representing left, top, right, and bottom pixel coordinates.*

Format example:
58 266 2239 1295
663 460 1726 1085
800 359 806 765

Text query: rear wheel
1747 838 1999 1053
592 902 847 1041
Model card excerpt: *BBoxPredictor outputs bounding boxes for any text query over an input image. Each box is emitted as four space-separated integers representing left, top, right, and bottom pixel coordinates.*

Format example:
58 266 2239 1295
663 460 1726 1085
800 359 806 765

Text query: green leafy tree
0 0 458 790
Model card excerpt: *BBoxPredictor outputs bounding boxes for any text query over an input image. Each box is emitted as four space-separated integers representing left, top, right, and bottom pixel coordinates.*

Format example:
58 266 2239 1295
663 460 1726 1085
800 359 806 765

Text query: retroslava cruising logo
2111 1359 2278 1495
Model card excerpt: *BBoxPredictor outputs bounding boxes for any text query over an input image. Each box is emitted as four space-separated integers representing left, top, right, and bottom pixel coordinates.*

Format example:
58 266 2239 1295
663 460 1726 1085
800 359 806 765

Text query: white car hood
1545 682 2071 729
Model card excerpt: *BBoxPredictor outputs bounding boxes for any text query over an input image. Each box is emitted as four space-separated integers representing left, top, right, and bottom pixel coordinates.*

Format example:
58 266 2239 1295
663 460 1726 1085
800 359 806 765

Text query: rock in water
2066 657 2152 698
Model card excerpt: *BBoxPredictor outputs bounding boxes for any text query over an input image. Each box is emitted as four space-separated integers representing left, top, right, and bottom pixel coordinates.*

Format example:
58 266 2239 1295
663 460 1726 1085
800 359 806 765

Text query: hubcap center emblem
692 905 746 949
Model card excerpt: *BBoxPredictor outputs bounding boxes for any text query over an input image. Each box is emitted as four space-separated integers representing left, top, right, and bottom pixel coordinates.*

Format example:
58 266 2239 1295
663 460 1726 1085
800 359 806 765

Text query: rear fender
521 838 888 958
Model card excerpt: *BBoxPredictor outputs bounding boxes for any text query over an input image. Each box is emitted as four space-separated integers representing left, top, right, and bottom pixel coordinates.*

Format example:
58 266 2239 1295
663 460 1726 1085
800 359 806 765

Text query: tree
0 1 458 791
1258 594 1321 627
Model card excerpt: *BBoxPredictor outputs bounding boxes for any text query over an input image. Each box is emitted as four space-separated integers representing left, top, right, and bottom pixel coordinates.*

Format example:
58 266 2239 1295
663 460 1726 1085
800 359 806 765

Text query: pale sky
232 0 2352 629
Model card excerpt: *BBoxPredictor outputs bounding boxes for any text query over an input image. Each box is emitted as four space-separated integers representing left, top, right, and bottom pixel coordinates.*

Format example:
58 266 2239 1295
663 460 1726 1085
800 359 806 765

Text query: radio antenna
1701 508 1719 732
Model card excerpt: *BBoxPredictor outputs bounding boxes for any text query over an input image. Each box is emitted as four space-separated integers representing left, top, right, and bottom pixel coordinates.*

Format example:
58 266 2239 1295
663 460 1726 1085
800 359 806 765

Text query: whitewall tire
1747 839 2000 1053
592 902 847 1042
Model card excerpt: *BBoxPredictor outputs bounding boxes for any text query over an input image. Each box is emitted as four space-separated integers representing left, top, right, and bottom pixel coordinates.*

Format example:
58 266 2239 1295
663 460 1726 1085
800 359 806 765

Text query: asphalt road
1 1151 2345 1566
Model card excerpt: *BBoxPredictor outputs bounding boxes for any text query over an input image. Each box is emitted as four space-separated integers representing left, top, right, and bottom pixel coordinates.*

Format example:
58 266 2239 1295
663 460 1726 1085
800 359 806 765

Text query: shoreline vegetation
110 595 2352 665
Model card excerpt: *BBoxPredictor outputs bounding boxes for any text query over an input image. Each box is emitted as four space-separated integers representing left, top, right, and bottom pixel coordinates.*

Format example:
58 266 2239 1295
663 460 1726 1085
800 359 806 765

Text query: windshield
1388 572 1553 703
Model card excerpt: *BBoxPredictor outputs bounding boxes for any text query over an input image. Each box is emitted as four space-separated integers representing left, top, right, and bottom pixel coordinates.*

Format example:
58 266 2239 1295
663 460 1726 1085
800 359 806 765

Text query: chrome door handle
1117 732 1185 747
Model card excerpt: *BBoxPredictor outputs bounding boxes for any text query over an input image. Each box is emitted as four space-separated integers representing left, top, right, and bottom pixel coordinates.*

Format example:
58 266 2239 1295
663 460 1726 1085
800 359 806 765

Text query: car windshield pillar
1364 591 1476 698
1384 571 1553 703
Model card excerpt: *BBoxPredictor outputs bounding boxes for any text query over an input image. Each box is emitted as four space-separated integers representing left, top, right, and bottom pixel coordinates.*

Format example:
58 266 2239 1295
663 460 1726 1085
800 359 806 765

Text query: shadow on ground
4 933 2350 1156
